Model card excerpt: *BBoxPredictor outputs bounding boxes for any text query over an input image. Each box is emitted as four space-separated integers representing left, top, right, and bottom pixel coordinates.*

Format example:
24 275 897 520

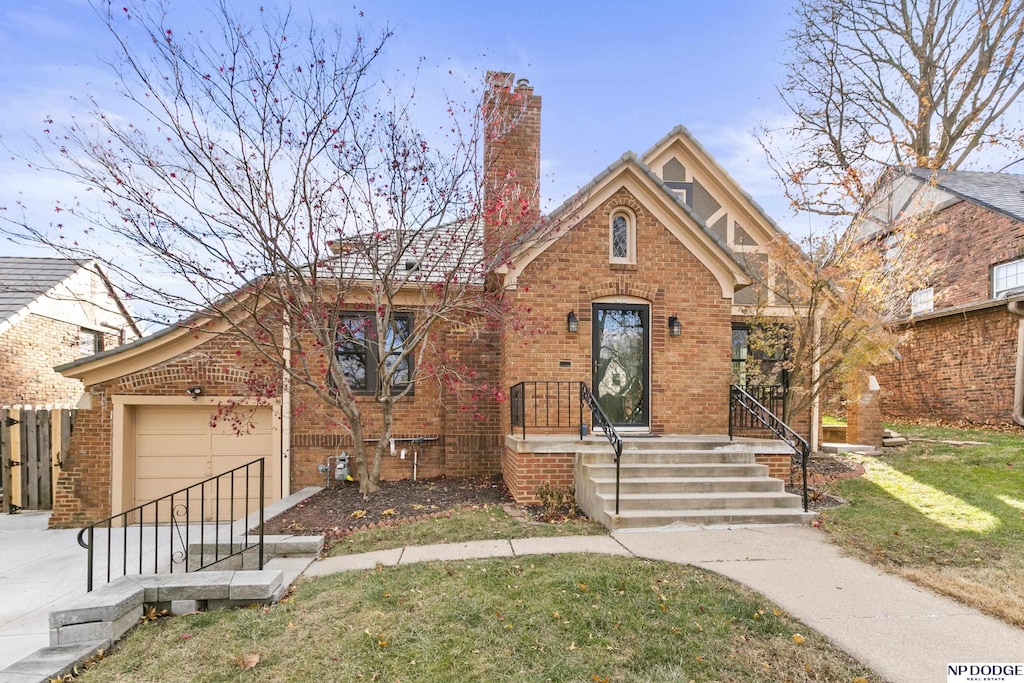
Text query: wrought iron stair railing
509 381 624 514
728 384 810 512
77 458 265 592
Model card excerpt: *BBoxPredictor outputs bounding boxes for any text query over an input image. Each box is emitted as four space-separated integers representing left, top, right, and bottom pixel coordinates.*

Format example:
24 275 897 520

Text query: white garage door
133 405 279 520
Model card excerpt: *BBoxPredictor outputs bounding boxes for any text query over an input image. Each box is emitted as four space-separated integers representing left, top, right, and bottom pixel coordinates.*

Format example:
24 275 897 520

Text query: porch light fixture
566 311 578 333
668 316 682 337
186 386 203 401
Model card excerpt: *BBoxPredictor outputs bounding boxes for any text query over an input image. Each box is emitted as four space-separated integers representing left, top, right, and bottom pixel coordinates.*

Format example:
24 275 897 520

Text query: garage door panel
136 407 213 431
135 433 208 458
211 433 273 457
132 405 278 520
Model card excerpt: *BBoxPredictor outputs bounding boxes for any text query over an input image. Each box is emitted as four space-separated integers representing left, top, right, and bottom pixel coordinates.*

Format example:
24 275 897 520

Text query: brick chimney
482 71 541 262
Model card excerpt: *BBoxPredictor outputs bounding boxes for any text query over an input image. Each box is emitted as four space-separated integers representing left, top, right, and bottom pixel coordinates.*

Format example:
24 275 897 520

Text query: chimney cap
515 78 531 90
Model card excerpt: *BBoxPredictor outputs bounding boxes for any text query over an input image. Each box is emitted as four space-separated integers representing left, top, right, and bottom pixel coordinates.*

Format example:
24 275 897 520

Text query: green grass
327 506 607 556
821 414 847 426
78 555 877 682
821 422 1024 625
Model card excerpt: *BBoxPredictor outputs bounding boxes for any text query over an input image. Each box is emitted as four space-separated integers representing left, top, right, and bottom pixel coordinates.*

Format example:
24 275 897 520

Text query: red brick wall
501 444 574 505
52 315 504 526
483 71 542 258
499 188 735 501
914 200 1024 310
0 314 87 407
875 305 1018 424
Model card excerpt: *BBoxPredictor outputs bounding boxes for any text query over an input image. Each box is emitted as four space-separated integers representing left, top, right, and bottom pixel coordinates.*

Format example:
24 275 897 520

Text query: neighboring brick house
0 257 140 408
53 73 810 527
865 169 1024 425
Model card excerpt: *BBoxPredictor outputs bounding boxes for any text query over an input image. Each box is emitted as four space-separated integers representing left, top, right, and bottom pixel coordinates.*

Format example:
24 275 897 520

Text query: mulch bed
787 452 863 509
261 453 864 537
260 475 513 537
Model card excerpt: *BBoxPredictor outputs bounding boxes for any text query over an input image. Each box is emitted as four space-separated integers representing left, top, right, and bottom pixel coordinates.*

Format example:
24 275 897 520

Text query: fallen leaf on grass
180 633 192 640
792 634 806 644
852 678 870 683
591 676 609 683
237 653 260 670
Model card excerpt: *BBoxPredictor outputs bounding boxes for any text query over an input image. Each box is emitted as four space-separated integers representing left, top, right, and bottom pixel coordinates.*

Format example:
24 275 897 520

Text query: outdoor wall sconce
186 386 203 401
668 316 682 337
567 311 578 333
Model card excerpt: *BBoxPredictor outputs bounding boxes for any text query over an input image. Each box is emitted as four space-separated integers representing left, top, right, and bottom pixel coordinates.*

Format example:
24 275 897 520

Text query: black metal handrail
509 381 583 439
580 382 624 515
77 458 265 592
728 385 810 512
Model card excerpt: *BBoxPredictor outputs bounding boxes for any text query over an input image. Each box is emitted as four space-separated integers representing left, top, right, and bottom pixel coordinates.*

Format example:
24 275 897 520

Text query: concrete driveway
0 512 85 670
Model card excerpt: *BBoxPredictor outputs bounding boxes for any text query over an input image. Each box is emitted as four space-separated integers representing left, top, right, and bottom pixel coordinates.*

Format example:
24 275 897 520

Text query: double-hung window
993 258 1024 299
334 314 413 394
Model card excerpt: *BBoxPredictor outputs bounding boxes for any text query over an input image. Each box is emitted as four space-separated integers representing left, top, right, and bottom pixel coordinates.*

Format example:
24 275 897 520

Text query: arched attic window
610 208 636 264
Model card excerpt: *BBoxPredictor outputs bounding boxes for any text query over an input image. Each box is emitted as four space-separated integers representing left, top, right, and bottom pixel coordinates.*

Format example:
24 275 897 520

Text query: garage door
133 405 279 521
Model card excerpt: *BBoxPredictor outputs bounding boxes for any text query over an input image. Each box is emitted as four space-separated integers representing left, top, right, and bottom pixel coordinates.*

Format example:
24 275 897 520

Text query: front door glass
592 305 649 427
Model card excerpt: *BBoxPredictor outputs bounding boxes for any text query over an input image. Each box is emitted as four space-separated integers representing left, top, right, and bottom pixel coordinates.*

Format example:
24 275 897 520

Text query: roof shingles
0 257 82 323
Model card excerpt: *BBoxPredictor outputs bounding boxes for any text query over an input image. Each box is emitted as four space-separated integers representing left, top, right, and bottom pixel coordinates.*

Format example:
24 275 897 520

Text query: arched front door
592 303 650 429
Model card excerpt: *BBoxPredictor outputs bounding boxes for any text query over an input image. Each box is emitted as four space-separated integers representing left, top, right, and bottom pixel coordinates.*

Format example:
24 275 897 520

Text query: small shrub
535 483 578 522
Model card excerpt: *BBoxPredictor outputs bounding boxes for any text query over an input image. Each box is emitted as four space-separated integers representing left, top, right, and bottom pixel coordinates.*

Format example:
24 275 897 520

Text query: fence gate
1 407 75 513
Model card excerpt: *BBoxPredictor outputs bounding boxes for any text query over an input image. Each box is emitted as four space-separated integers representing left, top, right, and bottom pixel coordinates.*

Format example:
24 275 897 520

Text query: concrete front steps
575 439 815 530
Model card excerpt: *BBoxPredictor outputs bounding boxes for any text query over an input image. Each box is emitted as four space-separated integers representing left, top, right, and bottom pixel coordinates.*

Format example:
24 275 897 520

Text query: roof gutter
1008 300 1024 428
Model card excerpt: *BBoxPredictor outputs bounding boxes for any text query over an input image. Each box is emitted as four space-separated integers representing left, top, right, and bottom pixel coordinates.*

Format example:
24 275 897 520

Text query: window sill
609 263 639 272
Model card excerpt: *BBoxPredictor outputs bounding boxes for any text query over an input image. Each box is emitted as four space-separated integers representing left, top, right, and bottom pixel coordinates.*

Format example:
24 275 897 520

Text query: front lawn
328 506 607 556
821 422 1024 626
77 555 878 682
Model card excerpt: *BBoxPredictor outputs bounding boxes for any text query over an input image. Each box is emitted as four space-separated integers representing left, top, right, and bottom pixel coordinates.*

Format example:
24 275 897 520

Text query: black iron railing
728 385 810 512
77 458 265 592
579 383 624 514
509 381 583 439
729 385 786 433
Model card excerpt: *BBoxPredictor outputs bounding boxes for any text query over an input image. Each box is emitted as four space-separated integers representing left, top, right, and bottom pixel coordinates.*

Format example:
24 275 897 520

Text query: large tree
766 0 1024 217
1 2 553 494
746 0 1024 431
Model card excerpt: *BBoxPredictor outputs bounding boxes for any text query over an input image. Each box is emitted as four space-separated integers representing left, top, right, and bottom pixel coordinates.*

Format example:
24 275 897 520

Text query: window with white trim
609 209 636 263
909 287 934 315
994 258 1024 299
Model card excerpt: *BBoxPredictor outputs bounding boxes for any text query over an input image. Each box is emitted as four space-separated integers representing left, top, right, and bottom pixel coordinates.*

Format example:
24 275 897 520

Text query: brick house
52 73 813 529
865 169 1024 425
0 257 139 408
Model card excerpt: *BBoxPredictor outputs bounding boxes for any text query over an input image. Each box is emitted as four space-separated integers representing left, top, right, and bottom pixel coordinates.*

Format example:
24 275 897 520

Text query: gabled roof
0 257 80 323
508 148 754 297
640 125 792 241
0 256 142 343
908 168 1024 223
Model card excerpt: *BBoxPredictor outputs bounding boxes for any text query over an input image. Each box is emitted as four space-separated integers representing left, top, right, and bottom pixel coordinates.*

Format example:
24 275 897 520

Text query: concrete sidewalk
303 525 1024 683
0 512 84 671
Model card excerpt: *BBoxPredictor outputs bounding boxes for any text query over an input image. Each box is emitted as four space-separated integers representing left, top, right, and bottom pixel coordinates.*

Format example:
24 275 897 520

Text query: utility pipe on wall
1007 300 1024 427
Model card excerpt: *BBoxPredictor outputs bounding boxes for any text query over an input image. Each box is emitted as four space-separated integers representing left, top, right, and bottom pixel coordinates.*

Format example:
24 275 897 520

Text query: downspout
1008 300 1024 427
809 310 822 453
281 313 292 497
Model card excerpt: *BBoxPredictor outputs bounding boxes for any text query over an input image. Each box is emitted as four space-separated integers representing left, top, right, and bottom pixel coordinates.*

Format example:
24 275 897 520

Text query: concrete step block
50 607 140 647
609 507 817 529
229 570 284 601
49 577 144 628
583 462 768 479
592 476 785 495
136 570 235 602
0 640 107 683
603 491 804 512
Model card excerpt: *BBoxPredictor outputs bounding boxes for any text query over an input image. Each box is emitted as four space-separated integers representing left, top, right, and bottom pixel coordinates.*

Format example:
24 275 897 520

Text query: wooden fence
1 407 75 514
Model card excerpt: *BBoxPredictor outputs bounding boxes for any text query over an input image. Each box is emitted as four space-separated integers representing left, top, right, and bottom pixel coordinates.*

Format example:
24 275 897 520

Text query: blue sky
0 0 804 260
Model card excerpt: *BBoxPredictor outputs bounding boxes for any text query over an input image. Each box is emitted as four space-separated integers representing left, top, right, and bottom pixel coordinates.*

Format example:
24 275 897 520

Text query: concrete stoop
575 439 816 530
